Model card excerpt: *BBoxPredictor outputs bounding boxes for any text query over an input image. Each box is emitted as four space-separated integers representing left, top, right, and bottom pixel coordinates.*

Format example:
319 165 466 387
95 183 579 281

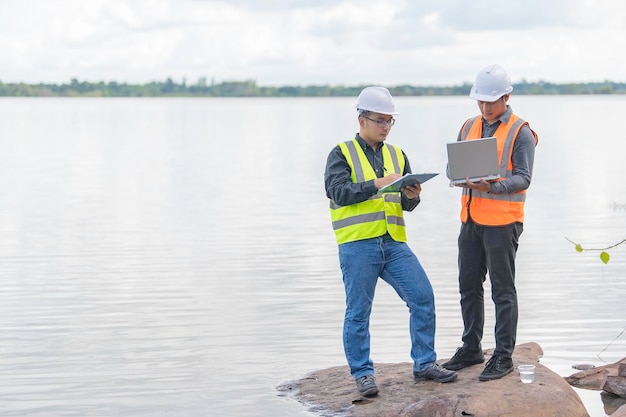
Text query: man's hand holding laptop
456 177 492 193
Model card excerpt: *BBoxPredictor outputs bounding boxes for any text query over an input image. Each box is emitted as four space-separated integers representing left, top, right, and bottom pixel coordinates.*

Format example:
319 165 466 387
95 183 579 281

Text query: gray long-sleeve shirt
458 105 536 194
324 134 420 211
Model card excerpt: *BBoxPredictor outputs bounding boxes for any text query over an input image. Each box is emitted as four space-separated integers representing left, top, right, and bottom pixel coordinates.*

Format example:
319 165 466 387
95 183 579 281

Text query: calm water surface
0 96 624 417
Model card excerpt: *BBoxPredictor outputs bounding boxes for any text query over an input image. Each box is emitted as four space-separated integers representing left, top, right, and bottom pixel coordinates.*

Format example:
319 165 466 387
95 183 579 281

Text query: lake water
0 96 624 417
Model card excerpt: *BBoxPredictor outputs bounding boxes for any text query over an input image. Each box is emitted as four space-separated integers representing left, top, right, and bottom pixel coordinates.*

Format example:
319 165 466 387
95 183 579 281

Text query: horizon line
1 78 626 88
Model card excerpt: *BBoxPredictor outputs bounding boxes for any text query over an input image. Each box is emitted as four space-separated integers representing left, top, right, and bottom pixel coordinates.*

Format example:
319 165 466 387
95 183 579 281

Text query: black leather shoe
442 347 485 371
479 355 513 381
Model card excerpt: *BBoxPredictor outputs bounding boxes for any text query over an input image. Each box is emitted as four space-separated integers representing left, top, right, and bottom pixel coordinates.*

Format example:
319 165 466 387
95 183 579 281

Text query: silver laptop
446 137 501 186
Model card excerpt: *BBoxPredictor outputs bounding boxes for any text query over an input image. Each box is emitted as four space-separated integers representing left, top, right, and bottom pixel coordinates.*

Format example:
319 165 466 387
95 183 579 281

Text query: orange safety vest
459 114 538 226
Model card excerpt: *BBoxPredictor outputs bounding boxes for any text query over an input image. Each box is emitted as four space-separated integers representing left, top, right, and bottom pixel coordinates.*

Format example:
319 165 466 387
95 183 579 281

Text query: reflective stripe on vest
330 139 406 244
459 114 532 225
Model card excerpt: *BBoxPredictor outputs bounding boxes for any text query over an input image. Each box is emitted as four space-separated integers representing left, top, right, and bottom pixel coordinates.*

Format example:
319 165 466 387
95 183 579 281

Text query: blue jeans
338 234 437 378
458 220 523 357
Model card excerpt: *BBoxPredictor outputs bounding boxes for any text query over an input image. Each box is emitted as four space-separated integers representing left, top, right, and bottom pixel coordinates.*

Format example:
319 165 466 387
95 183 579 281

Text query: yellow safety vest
330 138 407 244
459 114 538 225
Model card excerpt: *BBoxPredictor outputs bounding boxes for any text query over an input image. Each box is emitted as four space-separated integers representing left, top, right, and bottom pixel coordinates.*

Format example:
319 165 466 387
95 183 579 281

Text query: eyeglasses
361 115 395 128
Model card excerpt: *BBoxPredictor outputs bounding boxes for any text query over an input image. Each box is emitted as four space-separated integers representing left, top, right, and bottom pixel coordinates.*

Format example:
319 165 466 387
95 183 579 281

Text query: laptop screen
446 137 500 184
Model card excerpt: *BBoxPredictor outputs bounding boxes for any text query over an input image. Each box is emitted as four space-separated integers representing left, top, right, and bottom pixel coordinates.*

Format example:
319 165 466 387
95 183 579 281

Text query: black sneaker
355 375 379 397
479 355 514 381
442 347 485 371
413 363 458 383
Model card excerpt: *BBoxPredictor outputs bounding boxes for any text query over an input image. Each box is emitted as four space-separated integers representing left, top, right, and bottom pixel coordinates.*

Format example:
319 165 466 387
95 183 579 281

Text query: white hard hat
469 64 513 102
355 86 399 115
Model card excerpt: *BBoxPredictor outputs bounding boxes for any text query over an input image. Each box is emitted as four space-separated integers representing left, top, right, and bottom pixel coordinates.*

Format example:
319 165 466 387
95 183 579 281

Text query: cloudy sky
1 0 625 87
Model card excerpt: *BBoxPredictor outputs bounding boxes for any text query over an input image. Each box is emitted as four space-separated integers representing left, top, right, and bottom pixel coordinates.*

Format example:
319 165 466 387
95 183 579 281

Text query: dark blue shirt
324 134 420 211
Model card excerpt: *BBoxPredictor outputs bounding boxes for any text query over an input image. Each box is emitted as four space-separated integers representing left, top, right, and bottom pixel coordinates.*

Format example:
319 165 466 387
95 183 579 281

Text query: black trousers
457 219 523 357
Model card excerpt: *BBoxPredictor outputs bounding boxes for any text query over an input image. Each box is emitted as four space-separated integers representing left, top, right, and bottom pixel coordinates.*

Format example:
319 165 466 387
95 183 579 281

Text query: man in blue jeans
324 86 457 397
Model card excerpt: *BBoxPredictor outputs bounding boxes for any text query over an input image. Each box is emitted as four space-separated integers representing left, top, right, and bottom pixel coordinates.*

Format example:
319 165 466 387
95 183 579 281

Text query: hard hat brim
469 92 505 102
469 86 513 102
356 107 399 115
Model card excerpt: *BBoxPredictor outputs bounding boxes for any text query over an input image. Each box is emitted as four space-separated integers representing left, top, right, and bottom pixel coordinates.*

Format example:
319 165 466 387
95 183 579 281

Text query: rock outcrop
278 342 589 417
566 357 626 397
566 357 626 416
613 404 626 417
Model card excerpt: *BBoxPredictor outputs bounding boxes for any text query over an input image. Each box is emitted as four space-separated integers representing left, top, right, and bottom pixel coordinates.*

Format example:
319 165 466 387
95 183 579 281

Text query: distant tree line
1 77 625 97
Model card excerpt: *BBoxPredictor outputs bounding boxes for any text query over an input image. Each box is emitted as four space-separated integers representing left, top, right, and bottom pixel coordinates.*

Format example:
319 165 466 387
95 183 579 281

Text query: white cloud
0 0 625 85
